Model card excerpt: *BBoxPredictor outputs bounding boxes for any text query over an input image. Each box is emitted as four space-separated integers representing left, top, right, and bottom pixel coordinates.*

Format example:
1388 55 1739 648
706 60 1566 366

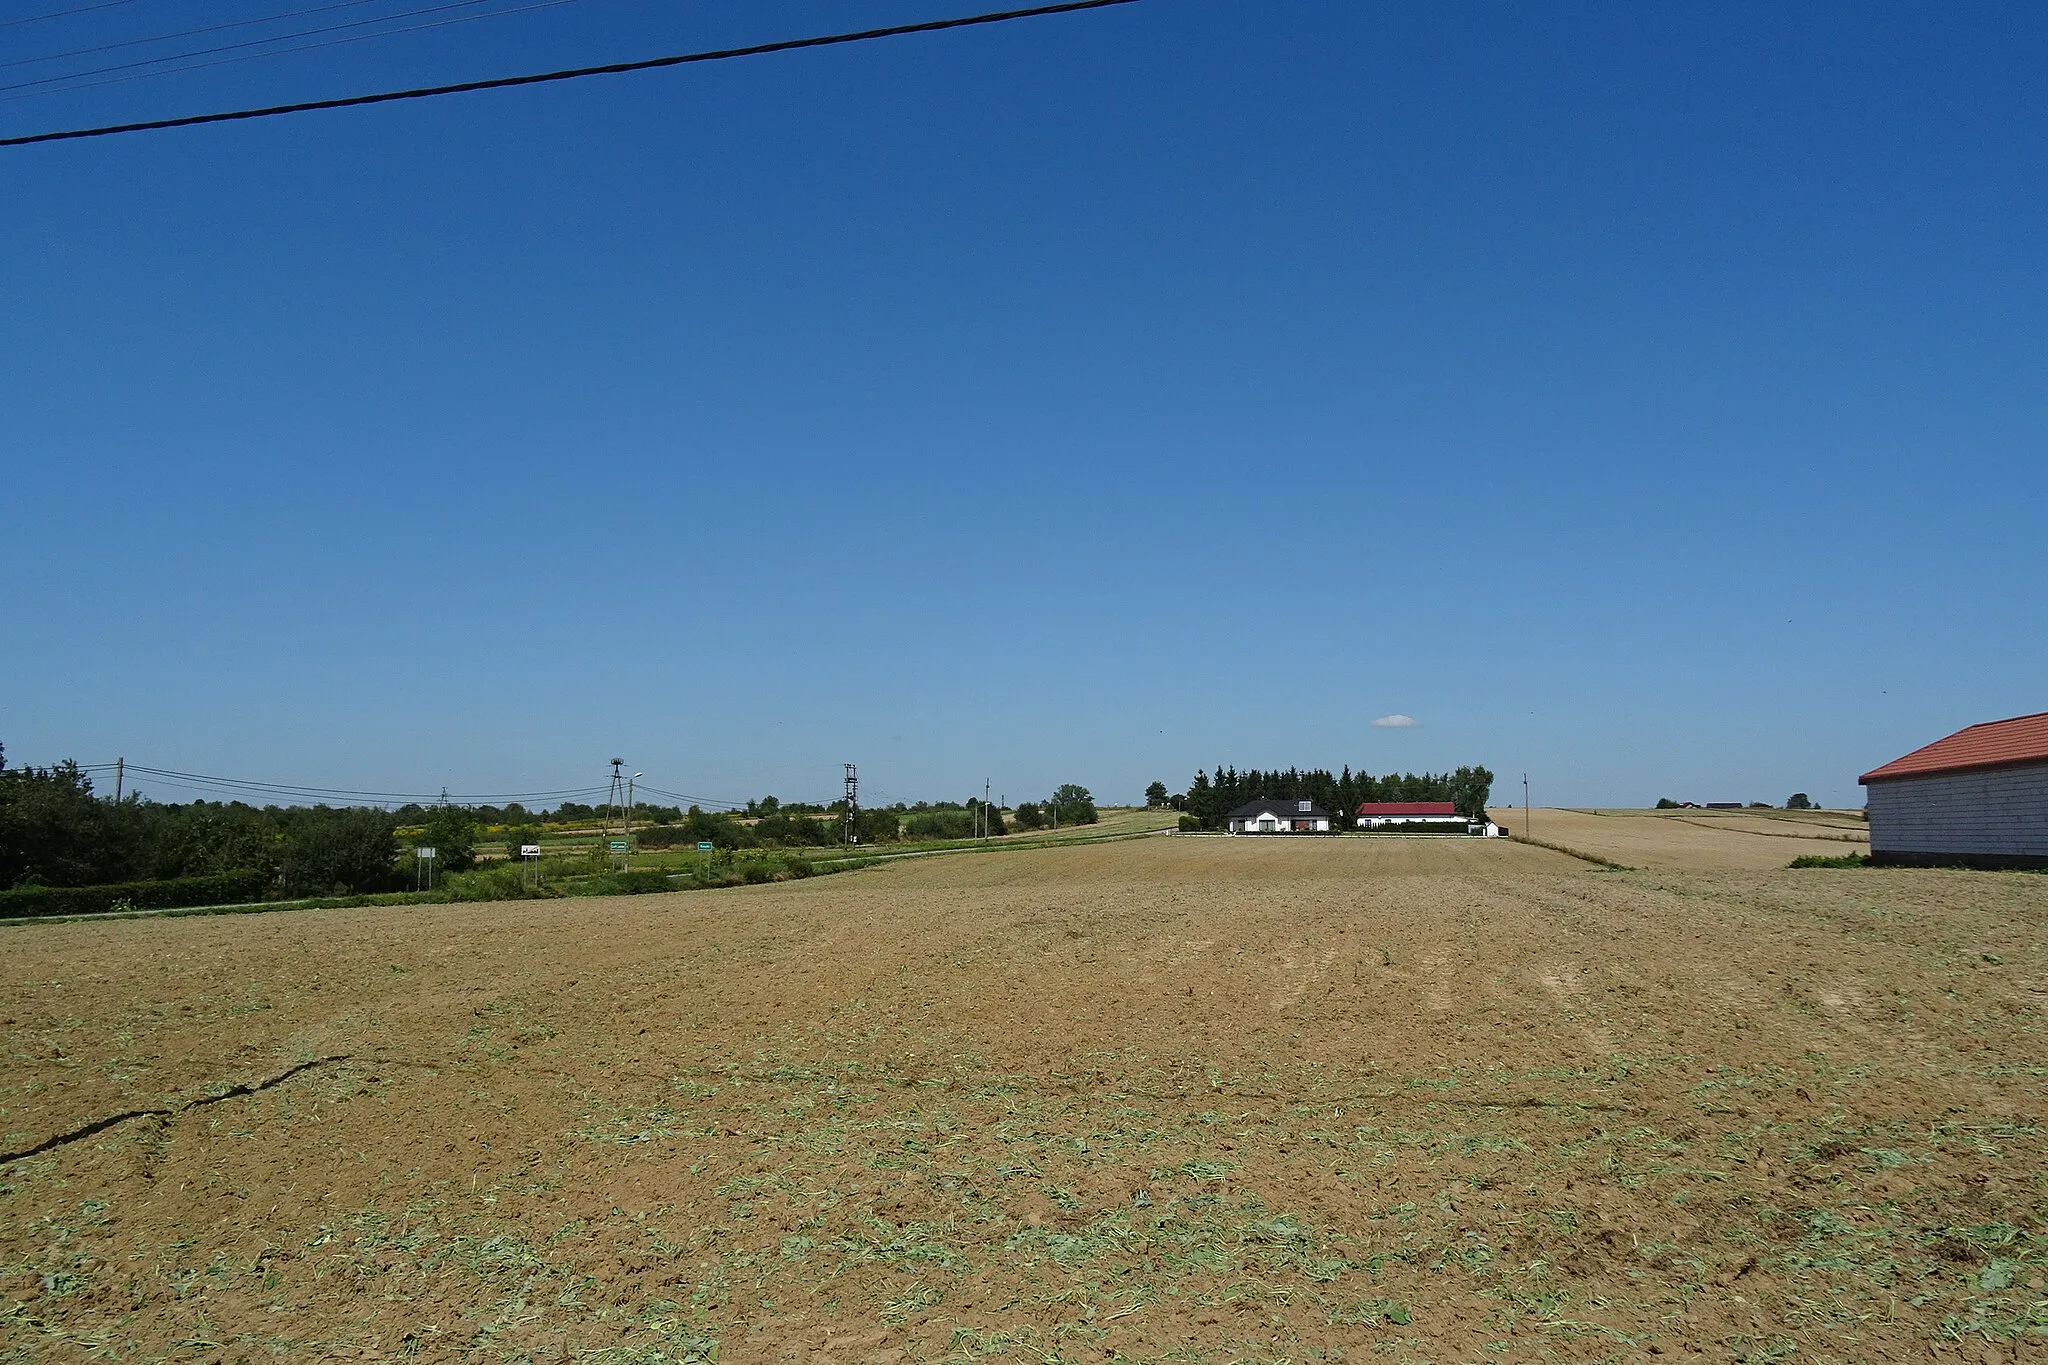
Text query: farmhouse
1227 798 1331 834
1859 711 2048 869
1355 801 1464 829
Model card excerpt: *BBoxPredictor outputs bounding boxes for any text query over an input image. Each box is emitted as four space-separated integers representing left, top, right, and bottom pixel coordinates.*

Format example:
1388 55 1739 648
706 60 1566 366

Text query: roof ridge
1961 709 2048 730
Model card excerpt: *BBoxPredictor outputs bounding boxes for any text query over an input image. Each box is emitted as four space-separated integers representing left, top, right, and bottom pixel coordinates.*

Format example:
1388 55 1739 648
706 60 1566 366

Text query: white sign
519 844 542 858
416 846 436 859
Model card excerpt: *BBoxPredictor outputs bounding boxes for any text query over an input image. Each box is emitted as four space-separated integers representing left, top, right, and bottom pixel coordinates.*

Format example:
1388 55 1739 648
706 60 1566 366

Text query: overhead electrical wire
115 761 617 806
48 762 778 813
0 0 1142 147
0 0 144 30
1 0 393 73
0 0 544 95
0 0 584 104
633 785 748 813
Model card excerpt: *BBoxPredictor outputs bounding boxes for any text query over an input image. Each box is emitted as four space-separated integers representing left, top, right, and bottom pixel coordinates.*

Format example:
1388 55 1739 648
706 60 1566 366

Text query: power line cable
0 0 527 95
121 762 615 804
0 0 582 103
0 0 144 30
0 0 1141 147
1 0 391 72
633 785 752 812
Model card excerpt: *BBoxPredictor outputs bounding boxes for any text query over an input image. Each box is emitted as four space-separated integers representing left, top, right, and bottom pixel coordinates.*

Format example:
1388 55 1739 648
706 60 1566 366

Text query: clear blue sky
3 0 2043 810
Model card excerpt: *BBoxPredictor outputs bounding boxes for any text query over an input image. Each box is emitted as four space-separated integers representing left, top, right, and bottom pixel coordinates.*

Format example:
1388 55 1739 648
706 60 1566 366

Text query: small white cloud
1372 714 1420 729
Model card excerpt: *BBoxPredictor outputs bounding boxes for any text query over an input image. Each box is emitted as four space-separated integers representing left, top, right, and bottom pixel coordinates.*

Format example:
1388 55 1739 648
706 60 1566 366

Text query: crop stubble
0 836 2041 1362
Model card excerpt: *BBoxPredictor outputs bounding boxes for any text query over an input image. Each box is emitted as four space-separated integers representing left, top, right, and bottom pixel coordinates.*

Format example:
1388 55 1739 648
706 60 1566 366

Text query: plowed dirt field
3 835 2043 1363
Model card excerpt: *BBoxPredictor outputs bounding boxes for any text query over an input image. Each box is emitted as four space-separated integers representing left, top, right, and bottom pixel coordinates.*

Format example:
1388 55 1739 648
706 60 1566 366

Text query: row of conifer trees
1180 765 1494 829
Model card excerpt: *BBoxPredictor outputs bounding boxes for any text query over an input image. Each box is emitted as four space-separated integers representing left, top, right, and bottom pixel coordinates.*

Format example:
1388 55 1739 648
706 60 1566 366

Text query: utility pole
112 756 123 803
607 759 629 870
1523 774 1530 840
844 764 859 846
984 779 991 839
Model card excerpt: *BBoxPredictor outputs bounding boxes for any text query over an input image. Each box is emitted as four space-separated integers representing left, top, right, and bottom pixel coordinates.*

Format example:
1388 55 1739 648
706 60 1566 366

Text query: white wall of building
1866 763 2048 857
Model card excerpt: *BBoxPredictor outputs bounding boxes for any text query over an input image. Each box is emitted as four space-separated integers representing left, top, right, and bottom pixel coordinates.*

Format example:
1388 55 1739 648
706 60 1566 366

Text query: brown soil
2 836 2042 1363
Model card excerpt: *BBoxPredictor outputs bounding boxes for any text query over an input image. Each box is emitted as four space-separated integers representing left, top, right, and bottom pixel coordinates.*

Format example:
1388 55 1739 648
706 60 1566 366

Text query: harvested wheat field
1488 808 1872 872
2 835 2044 1363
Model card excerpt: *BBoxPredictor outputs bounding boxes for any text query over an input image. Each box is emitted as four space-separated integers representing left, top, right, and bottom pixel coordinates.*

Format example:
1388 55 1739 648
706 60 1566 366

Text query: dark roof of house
1355 802 1459 817
1861 711 2048 784
1228 798 1331 820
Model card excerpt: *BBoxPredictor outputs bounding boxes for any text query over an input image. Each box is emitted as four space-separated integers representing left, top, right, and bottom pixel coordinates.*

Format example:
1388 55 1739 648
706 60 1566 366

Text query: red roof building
1354 802 1459 817
1859 711 2048 783
1859 711 2048 869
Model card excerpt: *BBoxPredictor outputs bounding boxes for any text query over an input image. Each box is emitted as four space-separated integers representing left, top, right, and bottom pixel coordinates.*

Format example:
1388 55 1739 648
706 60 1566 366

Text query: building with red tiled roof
1859 712 2048 868
1352 801 1502 835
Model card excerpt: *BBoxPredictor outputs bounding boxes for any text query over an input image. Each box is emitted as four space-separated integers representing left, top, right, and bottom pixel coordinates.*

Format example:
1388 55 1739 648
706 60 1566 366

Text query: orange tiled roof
1859 711 2048 783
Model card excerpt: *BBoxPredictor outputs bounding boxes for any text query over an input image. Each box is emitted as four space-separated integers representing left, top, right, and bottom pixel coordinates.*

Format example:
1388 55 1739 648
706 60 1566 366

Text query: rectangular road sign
415 846 436 859
608 840 629 852
519 844 542 858
697 841 714 851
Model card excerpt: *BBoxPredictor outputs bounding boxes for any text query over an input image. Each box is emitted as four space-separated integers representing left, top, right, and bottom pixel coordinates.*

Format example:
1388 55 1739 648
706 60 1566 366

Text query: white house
1860 711 2048 869
1227 798 1332 834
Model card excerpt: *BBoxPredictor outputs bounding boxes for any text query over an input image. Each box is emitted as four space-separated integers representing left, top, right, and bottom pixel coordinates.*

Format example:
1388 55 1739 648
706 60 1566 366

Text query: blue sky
3 0 2043 810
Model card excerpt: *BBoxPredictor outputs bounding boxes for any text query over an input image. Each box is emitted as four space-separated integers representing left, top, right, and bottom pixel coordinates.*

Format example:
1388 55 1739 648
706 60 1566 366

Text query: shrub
1178 814 1203 832
0 869 268 920
442 864 551 902
583 869 675 896
1655 798 1681 809
1790 853 1873 869
904 810 976 840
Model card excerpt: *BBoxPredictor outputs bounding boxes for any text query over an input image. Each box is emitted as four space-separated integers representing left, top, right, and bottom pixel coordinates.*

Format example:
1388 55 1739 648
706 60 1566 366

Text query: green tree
1447 765 1495 822
280 808 397 895
1655 797 1681 809
0 748 140 888
503 824 544 860
853 808 900 844
1014 801 1046 830
1786 793 1814 810
1050 784 1098 826
416 805 479 873
1144 780 1169 808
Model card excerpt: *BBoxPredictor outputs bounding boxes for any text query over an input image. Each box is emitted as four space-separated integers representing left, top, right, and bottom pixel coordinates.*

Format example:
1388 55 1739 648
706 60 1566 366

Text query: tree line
0 749 404 895
1178 765 1495 828
1 743 1105 895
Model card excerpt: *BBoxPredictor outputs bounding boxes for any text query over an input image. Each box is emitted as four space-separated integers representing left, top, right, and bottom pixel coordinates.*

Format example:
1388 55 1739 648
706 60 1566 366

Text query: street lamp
629 773 643 854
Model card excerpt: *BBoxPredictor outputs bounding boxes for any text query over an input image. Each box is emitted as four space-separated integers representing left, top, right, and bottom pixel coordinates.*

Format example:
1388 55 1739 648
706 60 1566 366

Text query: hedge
0 869 270 920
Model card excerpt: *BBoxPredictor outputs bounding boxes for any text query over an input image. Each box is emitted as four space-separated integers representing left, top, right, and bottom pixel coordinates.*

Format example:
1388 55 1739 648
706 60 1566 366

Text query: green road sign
608 840 629 852
697 842 714 852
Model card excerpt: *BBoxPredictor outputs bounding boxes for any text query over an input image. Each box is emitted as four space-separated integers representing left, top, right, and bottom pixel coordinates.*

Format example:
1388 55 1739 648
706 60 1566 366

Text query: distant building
1859 712 2048 869
1354 801 1463 829
1704 802 1743 810
1227 798 1331 834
